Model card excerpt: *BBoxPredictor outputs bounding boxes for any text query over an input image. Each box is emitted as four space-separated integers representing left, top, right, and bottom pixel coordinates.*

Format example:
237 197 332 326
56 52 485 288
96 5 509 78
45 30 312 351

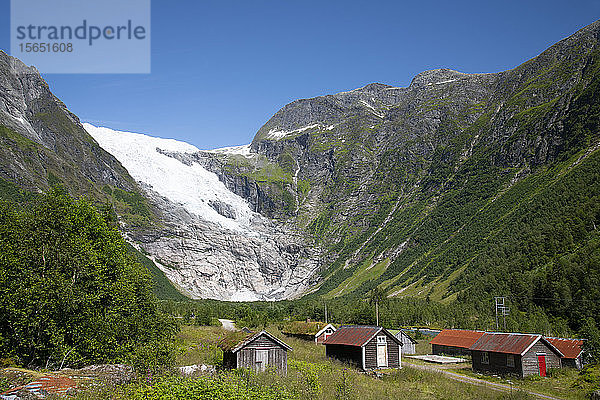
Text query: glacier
84 123 317 301
84 124 256 233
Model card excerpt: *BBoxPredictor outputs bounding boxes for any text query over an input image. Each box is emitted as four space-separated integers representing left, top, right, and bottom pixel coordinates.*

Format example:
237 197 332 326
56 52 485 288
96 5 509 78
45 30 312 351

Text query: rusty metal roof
429 329 485 349
323 325 381 347
323 325 402 347
545 337 585 359
469 332 563 357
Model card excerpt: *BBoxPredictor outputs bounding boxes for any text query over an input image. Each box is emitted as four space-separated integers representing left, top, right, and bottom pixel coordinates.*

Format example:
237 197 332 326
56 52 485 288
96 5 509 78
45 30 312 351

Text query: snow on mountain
207 144 253 156
84 123 256 233
266 124 320 140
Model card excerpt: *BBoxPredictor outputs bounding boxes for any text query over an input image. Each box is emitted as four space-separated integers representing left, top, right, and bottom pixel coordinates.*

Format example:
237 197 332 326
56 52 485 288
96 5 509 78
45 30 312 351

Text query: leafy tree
0 187 177 369
580 317 600 365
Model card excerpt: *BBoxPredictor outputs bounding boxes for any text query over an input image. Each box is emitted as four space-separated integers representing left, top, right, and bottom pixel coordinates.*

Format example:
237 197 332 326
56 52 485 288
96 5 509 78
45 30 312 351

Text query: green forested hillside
225 20 600 334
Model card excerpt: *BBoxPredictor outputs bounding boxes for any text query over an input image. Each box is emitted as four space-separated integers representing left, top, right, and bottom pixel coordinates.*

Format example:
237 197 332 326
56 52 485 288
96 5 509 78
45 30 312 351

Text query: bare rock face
0 50 136 194
128 186 319 301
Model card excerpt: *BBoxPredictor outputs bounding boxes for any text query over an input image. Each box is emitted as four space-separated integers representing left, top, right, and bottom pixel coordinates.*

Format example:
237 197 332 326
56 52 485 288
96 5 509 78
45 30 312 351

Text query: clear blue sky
1 0 599 149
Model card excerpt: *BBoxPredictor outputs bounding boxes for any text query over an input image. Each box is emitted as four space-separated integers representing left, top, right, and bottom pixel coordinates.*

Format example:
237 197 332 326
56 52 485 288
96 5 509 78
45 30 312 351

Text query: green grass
449 366 590 400
326 258 390 298
130 325 544 400
244 163 293 184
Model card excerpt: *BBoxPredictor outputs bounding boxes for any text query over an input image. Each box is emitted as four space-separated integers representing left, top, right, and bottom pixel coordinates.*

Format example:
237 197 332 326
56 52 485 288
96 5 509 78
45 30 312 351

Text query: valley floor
1 326 595 400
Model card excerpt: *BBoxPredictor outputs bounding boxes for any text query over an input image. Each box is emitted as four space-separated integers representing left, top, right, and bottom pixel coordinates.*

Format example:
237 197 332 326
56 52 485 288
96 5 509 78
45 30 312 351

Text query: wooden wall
325 344 362 367
561 357 582 369
364 332 401 369
521 341 561 377
396 332 416 354
472 341 561 377
432 344 471 356
472 350 523 376
230 334 288 374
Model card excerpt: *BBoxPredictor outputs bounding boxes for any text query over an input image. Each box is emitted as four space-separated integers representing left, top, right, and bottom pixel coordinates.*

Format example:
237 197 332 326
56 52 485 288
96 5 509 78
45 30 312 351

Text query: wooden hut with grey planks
323 325 402 370
219 330 292 374
469 332 563 377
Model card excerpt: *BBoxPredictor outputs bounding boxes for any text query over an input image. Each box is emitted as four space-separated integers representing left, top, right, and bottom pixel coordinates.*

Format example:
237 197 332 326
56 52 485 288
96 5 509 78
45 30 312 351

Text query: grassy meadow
73 325 534 400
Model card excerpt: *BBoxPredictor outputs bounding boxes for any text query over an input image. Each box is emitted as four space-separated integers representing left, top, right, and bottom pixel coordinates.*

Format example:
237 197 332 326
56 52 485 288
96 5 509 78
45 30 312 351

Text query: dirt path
218 319 236 331
403 361 564 400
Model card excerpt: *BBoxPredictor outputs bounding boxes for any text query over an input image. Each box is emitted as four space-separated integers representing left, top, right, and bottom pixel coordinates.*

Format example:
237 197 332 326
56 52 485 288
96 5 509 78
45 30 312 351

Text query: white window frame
506 354 515 368
481 352 489 364
377 336 387 345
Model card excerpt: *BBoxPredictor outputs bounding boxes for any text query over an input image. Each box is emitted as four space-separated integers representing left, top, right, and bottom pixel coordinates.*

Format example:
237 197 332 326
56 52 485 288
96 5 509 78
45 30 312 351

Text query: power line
494 297 509 331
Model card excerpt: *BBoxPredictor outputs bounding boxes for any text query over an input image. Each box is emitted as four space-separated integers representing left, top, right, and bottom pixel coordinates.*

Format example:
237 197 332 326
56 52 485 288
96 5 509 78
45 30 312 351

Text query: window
377 336 387 345
506 354 515 368
481 352 489 364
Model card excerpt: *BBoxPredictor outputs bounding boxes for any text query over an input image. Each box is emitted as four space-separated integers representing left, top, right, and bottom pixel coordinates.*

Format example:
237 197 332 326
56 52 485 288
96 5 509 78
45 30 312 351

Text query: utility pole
376 301 379 326
324 302 328 324
494 297 510 331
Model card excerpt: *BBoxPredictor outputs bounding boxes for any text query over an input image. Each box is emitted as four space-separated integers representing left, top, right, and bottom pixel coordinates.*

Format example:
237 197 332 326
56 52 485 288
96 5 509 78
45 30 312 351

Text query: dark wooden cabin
470 332 563 377
323 325 402 370
219 330 292 374
429 329 485 356
546 337 586 369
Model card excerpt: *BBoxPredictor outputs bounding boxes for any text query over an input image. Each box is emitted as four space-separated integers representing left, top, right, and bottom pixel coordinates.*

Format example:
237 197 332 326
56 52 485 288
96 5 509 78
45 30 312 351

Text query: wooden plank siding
325 344 363 367
432 344 471 356
400 340 415 355
364 332 401 369
472 350 523 376
229 333 289 374
393 331 416 355
521 341 561 377
472 341 561 377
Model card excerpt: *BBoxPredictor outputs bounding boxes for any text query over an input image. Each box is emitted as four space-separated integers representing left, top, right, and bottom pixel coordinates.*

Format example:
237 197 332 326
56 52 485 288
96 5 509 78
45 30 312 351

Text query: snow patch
359 99 384 118
208 144 253 156
266 123 320 139
230 289 260 302
83 123 257 233
426 79 457 86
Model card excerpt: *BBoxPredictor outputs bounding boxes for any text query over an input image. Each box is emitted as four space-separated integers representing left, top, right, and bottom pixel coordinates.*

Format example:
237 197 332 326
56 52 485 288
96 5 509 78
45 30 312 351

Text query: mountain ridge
0 20 599 327
189 18 600 329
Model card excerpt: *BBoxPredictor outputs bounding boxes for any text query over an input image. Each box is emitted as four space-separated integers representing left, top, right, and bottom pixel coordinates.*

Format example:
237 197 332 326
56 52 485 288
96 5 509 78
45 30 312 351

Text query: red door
537 355 546 377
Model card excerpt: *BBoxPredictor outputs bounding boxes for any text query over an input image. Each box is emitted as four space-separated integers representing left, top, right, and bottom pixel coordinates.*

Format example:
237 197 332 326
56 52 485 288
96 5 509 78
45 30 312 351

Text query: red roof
469 332 563 357
429 329 485 349
323 326 381 347
546 337 584 359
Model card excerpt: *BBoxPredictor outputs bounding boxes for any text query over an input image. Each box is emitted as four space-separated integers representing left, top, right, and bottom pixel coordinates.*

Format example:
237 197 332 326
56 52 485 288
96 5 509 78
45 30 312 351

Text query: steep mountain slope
197 20 600 325
2 18 599 320
0 50 153 228
0 51 185 300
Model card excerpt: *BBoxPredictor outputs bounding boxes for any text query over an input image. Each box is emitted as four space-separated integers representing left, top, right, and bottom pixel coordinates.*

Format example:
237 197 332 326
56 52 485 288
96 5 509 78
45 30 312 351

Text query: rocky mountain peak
408 68 470 88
